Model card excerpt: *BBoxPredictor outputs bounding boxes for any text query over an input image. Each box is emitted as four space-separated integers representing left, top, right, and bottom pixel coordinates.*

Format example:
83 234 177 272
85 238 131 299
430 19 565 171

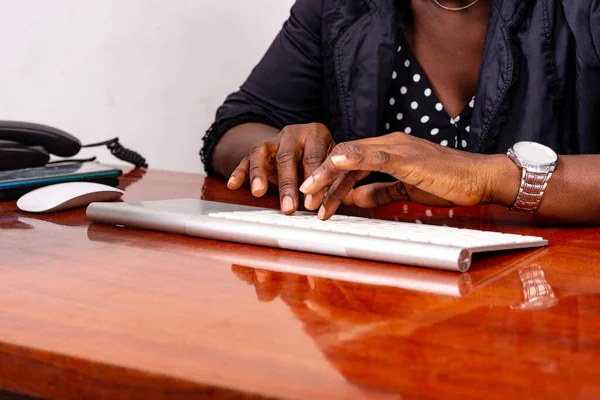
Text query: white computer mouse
16 181 124 213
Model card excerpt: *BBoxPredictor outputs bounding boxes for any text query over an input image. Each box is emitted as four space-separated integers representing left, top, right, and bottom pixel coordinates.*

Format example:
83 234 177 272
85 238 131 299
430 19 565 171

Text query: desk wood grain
2 168 600 400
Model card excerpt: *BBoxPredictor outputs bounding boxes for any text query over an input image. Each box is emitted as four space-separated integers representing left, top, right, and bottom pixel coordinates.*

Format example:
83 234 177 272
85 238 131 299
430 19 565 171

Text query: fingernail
252 177 264 193
255 270 268 283
282 196 295 213
304 194 313 209
318 205 326 220
227 176 235 187
299 176 314 193
331 155 348 165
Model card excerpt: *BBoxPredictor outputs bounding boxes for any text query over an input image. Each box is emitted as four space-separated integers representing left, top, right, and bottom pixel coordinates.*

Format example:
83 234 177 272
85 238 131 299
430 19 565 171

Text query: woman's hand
227 122 337 214
299 132 520 220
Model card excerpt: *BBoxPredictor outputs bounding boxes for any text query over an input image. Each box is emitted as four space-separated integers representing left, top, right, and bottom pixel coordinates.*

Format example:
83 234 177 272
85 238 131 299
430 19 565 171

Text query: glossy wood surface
2 167 600 400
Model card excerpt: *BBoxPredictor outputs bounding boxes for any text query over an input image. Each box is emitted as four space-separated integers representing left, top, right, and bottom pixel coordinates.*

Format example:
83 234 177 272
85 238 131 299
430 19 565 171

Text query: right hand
226 122 336 214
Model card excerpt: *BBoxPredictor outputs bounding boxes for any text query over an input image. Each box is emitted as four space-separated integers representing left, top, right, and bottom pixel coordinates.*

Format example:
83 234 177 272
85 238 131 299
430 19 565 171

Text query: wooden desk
2 168 600 400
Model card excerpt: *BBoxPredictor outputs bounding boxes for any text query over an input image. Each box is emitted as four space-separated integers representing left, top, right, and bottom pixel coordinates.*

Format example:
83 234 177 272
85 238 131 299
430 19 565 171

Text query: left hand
298 132 519 220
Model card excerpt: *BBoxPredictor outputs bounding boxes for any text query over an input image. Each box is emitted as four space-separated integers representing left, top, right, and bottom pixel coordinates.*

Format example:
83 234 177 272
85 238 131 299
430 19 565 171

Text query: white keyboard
209 210 542 247
205 210 547 272
85 198 548 273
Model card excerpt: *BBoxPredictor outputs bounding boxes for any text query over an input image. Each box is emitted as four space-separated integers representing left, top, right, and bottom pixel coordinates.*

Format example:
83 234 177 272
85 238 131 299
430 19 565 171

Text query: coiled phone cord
82 138 148 168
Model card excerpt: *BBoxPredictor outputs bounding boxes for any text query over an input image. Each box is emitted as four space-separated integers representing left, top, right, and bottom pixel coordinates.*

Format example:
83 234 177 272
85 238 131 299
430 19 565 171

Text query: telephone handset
0 120 148 171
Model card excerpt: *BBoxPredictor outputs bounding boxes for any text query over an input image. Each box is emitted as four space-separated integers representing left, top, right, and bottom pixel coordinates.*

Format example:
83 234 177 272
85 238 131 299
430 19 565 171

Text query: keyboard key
207 210 545 251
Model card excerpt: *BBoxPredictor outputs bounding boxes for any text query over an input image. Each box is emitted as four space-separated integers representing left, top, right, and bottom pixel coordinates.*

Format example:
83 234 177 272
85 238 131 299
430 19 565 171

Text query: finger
302 135 331 209
302 126 333 179
227 157 250 190
352 182 455 208
341 189 355 206
329 149 396 174
299 142 368 195
352 181 410 208
278 274 311 304
267 157 279 185
276 135 302 214
305 170 367 211
401 186 456 207
318 171 367 220
230 264 256 285
253 269 283 302
249 142 275 197
304 186 328 210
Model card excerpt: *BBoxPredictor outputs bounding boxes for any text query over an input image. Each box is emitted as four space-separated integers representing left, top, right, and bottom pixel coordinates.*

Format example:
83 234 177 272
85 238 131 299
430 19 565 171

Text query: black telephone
0 120 148 171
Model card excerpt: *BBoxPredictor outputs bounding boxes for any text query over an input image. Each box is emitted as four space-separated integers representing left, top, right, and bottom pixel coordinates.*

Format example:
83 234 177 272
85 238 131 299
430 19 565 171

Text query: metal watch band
509 167 554 214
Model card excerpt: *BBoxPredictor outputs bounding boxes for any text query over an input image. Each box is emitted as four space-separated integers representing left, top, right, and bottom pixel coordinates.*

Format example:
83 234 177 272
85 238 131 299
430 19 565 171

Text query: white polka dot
420 116 430 123
400 86 407 95
424 88 432 97
469 98 475 108
396 113 403 120
385 123 390 130
435 103 443 111
465 126 471 132
450 118 455 124
398 45 402 52
411 101 418 109
415 219 423 224
430 128 439 136
425 209 433 217
413 74 421 82
389 98 395 105
454 115 460 122
440 140 449 146
449 209 454 218
404 59 410 67
405 127 412 134
461 140 467 148
392 71 397 79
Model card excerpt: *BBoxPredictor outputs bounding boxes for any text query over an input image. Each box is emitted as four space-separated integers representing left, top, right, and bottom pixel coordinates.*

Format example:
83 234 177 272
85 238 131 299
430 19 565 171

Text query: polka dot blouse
382 35 475 149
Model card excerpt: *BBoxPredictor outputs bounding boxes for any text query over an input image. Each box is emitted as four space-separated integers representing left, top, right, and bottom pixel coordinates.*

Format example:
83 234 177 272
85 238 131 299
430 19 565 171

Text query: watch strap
509 167 554 214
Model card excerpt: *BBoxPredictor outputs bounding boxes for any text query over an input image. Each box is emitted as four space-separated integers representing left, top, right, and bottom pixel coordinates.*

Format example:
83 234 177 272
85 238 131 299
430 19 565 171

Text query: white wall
0 0 294 173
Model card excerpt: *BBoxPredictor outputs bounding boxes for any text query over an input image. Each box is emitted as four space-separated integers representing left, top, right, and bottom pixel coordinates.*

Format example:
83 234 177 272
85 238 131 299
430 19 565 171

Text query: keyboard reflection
83 220 571 397
85 219 546 298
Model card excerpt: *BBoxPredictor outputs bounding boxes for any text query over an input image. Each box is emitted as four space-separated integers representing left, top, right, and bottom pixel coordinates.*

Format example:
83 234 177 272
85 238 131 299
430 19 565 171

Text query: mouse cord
82 138 148 168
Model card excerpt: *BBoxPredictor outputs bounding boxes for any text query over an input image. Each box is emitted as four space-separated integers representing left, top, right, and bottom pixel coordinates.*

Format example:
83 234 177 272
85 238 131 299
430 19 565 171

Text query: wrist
485 154 521 207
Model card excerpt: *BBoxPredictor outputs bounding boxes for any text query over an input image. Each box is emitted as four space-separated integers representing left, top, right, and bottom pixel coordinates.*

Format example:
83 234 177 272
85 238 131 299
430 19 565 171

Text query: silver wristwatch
506 141 558 214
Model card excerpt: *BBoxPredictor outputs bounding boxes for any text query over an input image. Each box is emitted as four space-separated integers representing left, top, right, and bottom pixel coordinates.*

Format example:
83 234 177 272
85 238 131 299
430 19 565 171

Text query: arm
211 123 279 179
490 0 600 224
201 0 325 179
298 133 600 226
492 154 600 225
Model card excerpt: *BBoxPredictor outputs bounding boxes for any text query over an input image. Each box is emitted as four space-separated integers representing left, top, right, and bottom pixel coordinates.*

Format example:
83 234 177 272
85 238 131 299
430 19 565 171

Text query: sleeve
200 0 325 176
561 0 600 63
560 0 600 153
591 1 600 60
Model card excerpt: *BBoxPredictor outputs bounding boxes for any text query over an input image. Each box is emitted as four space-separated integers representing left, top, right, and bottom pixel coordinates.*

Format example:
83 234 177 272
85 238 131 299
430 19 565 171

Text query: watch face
512 141 558 165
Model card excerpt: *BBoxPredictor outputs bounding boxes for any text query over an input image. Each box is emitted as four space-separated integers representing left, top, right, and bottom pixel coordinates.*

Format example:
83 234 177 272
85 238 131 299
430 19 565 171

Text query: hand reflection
232 264 374 312
231 264 466 342
230 262 577 396
233 265 302 303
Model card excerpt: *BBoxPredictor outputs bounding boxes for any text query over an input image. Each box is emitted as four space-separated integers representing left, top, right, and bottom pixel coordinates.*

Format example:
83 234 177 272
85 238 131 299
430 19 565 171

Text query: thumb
352 181 455 208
